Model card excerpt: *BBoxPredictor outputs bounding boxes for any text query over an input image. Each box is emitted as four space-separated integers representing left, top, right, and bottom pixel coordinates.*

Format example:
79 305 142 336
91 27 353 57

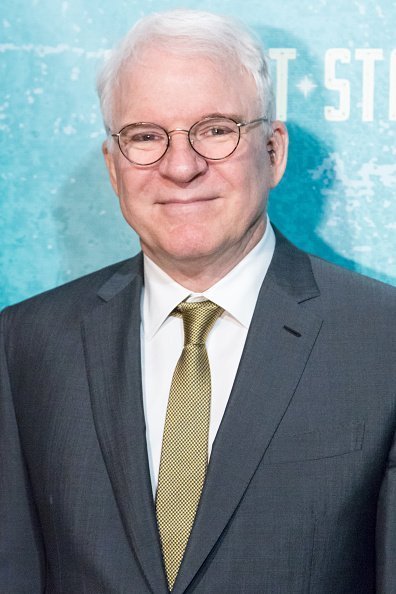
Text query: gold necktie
156 300 224 591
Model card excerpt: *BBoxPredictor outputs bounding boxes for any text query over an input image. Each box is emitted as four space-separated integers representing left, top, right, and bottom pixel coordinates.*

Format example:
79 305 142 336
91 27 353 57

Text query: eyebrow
200 112 244 122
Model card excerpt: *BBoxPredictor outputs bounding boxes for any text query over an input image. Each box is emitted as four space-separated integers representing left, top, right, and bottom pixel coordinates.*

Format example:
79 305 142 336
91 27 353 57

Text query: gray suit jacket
1 230 396 593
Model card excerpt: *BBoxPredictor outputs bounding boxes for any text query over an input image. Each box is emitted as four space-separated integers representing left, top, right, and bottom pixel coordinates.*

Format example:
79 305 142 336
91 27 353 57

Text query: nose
158 129 208 183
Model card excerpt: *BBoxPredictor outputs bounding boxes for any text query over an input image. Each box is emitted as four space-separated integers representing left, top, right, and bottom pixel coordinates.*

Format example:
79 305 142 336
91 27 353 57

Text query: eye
201 125 234 137
129 131 164 143
121 125 167 145
193 119 239 142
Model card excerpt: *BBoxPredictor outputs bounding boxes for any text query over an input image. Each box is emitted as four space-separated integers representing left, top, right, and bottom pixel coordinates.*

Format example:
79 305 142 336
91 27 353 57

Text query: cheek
222 158 269 211
245 151 272 201
225 136 269 185
114 165 148 208
110 168 151 231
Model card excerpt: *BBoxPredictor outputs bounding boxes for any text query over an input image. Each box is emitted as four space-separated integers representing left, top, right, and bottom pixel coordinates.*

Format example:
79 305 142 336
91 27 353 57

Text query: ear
266 120 289 188
102 140 120 196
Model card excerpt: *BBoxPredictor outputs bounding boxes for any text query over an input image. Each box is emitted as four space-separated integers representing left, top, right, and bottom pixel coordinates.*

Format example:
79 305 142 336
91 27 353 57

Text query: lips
158 196 218 205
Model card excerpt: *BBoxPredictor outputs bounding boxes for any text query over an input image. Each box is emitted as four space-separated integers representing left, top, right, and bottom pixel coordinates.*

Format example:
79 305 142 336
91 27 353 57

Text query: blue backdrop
1 0 395 308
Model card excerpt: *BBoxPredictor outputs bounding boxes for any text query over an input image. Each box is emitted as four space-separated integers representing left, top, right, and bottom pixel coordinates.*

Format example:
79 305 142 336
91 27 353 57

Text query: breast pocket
266 420 365 463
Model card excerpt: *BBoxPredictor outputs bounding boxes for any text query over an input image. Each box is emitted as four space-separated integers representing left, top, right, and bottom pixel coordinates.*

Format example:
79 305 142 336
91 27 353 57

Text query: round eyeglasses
110 116 268 166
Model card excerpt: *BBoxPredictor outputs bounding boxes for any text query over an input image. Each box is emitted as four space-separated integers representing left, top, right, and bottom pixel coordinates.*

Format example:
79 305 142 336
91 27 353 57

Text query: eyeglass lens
117 117 241 165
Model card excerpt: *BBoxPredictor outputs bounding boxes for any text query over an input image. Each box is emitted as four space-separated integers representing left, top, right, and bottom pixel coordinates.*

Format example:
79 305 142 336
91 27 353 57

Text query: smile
158 196 218 205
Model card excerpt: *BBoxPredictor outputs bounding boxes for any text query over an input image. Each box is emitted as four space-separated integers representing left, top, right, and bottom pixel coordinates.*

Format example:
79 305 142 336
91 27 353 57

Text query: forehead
112 46 259 127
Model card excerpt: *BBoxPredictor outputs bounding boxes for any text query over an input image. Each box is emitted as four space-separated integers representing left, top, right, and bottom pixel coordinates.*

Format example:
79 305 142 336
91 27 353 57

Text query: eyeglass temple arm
238 116 269 129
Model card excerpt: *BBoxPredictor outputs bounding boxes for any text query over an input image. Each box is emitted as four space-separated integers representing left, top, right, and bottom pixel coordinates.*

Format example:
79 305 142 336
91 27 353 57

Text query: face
104 46 288 278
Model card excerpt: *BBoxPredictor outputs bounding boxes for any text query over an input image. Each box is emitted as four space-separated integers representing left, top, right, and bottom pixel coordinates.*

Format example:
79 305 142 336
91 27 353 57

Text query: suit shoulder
308 253 396 310
271 228 396 310
1 255 142 323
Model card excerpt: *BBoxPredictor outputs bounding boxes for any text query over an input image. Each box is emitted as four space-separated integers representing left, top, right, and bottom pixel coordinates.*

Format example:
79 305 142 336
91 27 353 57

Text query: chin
164 226 215 254
167 243 213 263
159 234 221 264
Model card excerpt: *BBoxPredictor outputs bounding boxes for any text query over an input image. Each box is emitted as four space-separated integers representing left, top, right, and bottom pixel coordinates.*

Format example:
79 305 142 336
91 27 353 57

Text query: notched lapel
81 260 168 594
173 233 323 594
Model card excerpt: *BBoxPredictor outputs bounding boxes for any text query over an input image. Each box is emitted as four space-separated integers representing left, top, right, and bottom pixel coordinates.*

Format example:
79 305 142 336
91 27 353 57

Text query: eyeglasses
110 116 268 166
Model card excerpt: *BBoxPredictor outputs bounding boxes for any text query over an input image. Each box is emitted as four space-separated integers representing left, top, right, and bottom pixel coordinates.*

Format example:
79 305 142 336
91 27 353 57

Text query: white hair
96 9 274 132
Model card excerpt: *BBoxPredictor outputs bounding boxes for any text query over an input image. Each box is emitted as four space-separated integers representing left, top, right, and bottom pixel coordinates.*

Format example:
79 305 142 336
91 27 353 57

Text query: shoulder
1 254 143 332
309 252 396 306
271 227 396 310
271 228 396 335
302 254 396 350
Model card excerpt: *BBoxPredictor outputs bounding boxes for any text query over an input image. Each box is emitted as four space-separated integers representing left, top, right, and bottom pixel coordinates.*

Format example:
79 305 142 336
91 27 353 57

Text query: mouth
158 196 218 206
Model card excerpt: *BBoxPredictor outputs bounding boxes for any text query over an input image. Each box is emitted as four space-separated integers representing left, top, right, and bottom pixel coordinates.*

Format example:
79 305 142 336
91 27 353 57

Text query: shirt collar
142 217 275 339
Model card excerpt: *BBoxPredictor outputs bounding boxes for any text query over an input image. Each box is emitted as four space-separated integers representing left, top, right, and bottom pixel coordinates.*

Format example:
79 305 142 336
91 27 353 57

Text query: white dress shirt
141 219 276 495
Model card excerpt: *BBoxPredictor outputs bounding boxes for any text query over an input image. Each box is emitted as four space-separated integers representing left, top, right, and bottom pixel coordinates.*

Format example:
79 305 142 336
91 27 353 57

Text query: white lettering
324 48 351 121
355 48 384 121
268 48 297 121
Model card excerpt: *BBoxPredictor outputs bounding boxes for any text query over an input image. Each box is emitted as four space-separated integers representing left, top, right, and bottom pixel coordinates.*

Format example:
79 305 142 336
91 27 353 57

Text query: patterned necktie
156 300 224 591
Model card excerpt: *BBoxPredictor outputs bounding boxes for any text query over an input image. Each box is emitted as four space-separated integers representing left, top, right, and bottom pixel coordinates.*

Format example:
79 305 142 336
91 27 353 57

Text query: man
1 9 396 593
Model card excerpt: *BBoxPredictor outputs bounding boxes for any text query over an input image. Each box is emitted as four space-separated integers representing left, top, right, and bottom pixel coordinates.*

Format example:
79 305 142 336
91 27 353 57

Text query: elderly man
1 9 396 593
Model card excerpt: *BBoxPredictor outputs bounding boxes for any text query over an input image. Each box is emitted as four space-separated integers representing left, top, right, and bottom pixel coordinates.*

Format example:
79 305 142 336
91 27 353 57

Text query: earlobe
266 121 289 188
102 140 119 196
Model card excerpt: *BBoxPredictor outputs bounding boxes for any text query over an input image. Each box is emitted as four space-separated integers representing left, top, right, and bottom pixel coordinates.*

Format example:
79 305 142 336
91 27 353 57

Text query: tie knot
172 300 224 345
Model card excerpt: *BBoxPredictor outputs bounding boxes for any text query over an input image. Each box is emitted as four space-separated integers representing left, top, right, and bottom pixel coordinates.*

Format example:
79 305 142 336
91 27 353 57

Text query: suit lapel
81 256 168 594
173 231 323 594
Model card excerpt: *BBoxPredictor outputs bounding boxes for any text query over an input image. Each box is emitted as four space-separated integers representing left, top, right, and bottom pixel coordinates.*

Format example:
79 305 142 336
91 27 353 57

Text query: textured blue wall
1 0 395 308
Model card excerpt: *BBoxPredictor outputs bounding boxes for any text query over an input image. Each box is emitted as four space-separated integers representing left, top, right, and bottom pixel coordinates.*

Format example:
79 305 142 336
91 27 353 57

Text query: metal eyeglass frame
110 116 269 166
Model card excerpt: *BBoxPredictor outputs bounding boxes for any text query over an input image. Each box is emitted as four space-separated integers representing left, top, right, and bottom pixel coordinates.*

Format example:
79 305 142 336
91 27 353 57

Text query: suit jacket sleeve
0 309 44 592
376 421 396 593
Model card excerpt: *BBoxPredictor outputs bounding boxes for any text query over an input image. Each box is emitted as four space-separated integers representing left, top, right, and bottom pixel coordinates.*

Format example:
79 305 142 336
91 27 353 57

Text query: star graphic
296 76 317 98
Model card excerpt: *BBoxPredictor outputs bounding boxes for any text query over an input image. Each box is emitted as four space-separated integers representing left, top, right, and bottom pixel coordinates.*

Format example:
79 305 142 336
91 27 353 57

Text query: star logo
296 76 317 98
